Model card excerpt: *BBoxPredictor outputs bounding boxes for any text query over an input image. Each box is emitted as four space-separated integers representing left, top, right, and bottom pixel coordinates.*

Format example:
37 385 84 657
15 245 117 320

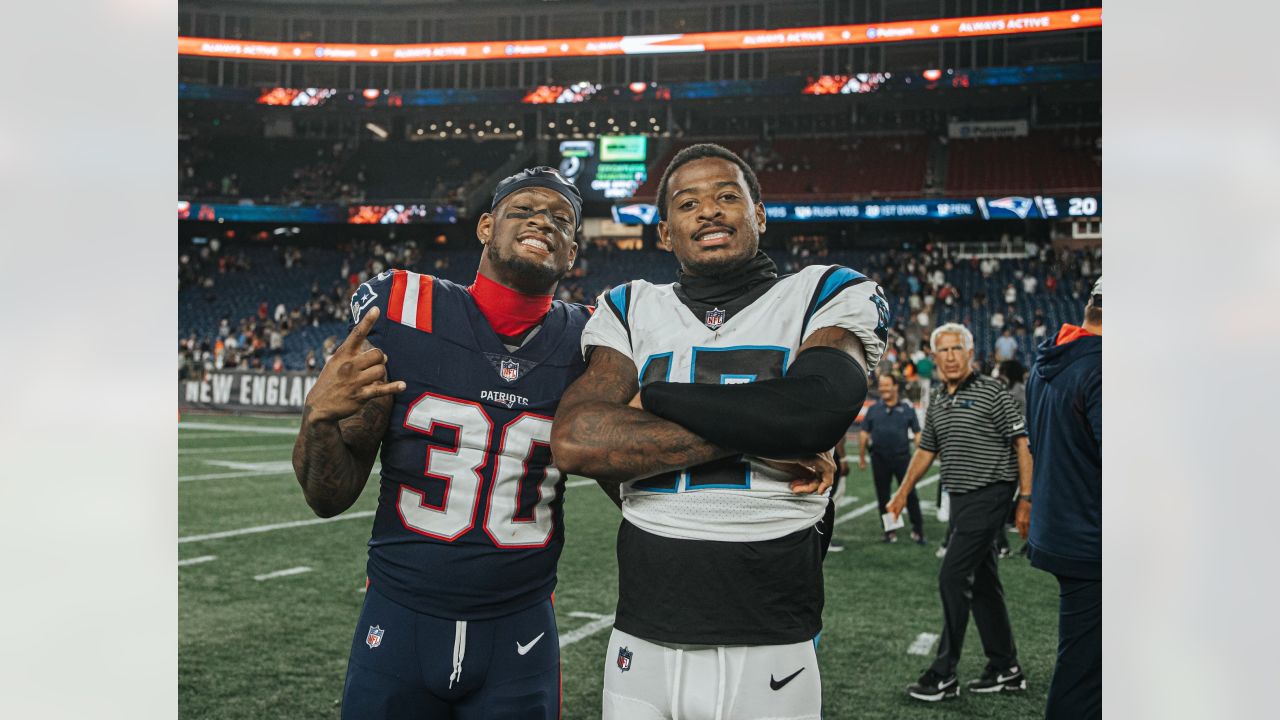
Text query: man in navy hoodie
1025 276 1102 720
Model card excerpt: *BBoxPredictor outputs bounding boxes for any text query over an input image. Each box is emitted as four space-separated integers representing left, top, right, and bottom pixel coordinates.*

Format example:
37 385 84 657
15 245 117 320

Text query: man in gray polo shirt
887 322 1034 702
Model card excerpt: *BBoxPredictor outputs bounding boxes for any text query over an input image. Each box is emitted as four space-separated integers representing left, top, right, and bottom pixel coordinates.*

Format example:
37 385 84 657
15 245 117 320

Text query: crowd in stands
179 234 1100 394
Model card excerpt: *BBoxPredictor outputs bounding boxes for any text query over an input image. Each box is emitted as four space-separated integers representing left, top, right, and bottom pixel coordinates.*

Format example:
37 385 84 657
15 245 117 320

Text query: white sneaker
937 491 951 523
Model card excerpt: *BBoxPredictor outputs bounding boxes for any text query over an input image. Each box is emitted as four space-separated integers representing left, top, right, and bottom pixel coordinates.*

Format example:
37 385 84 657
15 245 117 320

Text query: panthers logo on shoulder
351 282 379 323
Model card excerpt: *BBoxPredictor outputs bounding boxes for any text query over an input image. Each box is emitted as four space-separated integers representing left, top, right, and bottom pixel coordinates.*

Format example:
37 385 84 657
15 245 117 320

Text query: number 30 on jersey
399 393 559 548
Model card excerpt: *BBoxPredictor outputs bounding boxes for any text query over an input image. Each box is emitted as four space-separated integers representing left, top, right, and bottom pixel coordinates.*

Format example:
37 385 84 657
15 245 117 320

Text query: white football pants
602 627 822 720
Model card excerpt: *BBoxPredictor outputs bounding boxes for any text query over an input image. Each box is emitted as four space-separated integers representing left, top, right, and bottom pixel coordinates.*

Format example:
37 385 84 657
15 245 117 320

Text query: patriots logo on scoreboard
988 196 1034 219
705 307 726 330
366 625 384 649
617 646 633 672
500 358 521 382
351 282 379 324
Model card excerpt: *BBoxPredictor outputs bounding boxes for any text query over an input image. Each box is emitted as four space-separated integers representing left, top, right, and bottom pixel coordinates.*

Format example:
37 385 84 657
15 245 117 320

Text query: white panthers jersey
580 263 888 543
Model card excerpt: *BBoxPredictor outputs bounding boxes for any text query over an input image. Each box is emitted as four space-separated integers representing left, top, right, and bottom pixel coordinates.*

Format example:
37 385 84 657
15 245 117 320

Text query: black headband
490 166 583 230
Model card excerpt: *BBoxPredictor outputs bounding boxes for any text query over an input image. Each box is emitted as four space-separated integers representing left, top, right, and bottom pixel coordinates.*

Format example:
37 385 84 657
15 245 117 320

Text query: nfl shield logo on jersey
705 307 726 330
500 358 521 382
366 625 384 649
617 646 633 672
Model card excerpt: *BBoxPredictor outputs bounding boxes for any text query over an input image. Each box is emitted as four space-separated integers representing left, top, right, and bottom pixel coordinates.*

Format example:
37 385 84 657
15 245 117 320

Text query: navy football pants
1045 575 1101 720
342 585 560 719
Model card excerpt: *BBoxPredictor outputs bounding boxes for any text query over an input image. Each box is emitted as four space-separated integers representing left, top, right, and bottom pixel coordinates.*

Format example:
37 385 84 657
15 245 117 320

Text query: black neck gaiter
676 250 779 307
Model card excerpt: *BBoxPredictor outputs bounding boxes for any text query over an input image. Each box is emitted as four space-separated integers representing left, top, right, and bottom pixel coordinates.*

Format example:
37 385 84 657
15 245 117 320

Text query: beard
484 240 566 293
678 241 757 278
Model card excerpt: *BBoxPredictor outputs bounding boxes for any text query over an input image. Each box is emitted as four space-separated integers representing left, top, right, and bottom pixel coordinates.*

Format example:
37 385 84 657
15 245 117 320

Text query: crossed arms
550 325 869 491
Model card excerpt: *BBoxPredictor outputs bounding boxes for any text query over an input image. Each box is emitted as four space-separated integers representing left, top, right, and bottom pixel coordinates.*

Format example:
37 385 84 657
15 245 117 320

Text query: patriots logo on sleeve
351 282 379 323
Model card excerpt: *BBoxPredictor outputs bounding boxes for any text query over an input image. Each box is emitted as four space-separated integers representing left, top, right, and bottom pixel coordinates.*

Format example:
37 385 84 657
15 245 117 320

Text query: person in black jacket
1025 276 1102 720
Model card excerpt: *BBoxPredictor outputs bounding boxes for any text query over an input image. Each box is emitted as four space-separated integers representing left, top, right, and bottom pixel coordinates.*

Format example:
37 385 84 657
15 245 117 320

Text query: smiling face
476 186 578 294
657 157 766 278
878 375 898 405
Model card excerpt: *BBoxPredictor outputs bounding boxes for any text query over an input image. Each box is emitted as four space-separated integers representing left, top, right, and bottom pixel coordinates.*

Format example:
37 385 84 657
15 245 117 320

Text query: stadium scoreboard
558 135 649 201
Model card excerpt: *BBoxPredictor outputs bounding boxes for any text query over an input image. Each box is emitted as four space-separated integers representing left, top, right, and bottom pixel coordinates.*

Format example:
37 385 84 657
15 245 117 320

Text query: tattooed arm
293 307 404 517
551 346 734 486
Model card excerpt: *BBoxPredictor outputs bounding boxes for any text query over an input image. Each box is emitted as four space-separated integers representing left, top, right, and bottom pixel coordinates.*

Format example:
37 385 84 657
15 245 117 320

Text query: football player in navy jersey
293 167 593 719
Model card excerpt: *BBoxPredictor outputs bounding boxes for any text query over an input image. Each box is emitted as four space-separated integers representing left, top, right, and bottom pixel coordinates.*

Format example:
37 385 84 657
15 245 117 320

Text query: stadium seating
180 137 521 203
944 128 1101 195
632 136 929 201
179 241 1096 373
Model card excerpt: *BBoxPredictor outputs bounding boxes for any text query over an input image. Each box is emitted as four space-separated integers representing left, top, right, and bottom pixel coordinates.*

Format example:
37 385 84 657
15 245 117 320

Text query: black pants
1045 575 1101 720
871 452 923 534
930 482 1019 677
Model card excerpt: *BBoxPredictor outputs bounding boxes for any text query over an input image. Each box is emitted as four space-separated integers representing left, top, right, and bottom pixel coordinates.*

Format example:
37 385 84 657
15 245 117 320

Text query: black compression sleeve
640 346 868 458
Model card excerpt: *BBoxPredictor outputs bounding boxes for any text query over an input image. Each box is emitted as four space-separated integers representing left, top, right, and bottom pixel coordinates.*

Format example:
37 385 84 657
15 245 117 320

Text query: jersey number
633 346 788 493
399 393 560 548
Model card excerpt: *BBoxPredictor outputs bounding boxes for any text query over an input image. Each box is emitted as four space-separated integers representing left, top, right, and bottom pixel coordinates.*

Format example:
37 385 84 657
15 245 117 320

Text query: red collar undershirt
468 273 552 338
1055 323 1097 346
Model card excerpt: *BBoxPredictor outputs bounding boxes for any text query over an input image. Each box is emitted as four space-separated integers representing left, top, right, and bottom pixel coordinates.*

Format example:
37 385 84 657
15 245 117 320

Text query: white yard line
254 566 312 581
179 511 375 544
836 495 860 507
560 614 616 648
179 443 294 456
566 478 597 488
907 632 940 656
179 422 297 435
834 474 938 526
180 469 296 482
181 464 379 483
178 555 217 567
567 611 608 620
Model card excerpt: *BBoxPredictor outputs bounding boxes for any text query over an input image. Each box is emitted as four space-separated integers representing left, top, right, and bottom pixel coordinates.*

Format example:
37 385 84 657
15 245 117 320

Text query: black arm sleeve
639 346 868 459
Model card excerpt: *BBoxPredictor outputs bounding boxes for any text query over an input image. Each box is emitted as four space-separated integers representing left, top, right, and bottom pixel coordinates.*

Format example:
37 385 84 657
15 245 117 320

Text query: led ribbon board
179 9 1101 63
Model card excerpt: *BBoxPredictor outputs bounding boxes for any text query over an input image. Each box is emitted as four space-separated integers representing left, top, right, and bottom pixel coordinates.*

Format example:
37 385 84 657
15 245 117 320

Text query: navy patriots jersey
349 269 591 620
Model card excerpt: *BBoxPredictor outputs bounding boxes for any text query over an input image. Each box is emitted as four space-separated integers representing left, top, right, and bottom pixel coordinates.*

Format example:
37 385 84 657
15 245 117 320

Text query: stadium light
508 122 516 129
365 122 388 139
445 120 453 127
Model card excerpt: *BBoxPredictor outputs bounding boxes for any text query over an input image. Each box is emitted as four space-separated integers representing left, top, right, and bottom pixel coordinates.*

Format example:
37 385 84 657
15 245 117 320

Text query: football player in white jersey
552 144 888 720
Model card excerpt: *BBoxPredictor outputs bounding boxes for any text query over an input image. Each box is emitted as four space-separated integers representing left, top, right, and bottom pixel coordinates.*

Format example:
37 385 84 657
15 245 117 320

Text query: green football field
179 413 1059 719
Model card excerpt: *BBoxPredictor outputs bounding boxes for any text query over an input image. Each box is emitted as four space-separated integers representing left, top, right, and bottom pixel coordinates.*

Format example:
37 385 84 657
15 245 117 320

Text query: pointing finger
343 305 381 352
